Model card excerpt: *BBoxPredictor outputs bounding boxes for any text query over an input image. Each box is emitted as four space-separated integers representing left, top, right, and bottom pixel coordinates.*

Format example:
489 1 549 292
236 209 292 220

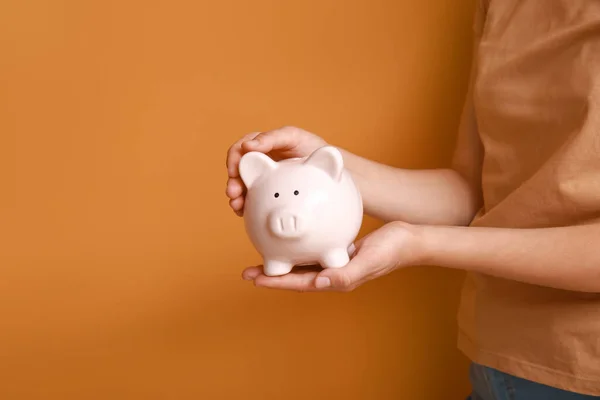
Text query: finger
229 196 244 212
243 264 321 282
227 132 261 177
314 248 377 291
226 177 245 199
241 126 298 155
254 270 321 292
242 266 263 280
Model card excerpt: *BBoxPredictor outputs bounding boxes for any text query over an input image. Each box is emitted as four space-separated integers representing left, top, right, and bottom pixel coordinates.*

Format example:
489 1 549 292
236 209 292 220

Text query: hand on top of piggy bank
238 145 364 276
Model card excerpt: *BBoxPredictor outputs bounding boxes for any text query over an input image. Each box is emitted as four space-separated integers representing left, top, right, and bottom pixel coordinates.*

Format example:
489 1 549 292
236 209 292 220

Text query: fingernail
242 269 260 280
315 276 331 288
243 272 256 280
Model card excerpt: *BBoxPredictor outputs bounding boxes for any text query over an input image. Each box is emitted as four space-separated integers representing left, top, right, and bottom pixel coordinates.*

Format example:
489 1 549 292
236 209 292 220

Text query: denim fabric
467 363 600 400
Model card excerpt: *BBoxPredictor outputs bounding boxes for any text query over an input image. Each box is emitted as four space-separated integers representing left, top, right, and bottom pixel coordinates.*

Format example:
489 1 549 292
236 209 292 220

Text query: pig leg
320 248 350 269
263 259 294 276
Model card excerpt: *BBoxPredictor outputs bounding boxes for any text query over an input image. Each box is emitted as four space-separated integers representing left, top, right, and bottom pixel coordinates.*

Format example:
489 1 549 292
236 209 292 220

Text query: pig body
238 145 363 276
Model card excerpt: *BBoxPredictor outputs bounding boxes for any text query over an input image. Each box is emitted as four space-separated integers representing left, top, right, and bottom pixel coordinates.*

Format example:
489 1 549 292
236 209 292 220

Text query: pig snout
268 209 305 239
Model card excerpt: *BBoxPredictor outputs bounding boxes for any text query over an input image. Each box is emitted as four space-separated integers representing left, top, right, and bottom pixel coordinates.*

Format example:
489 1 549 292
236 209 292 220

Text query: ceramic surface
239 145 364 276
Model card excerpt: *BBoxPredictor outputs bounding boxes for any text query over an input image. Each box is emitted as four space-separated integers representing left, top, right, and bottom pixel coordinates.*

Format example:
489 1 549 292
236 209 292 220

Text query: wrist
386 221 432 267
413 223 435 266
417 224 483 272
415 224 461 267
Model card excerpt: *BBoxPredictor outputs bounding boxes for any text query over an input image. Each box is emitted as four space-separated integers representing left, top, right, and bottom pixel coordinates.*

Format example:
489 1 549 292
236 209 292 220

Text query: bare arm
337 150 479 226
338 39 483 226
421 223 600 293
243 6 600 294
228 39 483 227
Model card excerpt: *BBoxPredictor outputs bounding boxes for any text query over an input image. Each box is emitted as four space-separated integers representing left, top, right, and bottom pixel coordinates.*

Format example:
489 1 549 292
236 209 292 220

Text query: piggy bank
238 145 363 276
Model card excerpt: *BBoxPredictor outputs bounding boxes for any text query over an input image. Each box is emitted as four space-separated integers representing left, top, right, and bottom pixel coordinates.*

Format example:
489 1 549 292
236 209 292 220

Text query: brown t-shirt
457 0 600 395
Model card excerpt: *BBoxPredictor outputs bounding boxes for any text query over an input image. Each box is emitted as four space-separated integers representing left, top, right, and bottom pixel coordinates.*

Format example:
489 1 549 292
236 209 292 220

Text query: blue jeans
468 363 600 399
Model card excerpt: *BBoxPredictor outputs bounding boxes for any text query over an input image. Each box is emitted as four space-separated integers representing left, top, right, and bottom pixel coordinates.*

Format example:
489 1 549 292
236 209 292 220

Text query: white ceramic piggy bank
239 145 363 276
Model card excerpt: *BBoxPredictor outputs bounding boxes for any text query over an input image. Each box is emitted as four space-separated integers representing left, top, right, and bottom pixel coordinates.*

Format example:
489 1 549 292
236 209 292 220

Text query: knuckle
336 282 354 293
225 185 236 199
228 132 257 158
280 125 301 137
226 144 235 158
336 273 353 290
226 143 240 162
244 131 260 140
245 132 266 147
288 126 301 136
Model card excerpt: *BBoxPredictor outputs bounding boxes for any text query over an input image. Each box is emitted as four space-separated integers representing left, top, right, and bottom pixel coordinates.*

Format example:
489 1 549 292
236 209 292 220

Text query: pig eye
294 190 299 195
274 192 279 198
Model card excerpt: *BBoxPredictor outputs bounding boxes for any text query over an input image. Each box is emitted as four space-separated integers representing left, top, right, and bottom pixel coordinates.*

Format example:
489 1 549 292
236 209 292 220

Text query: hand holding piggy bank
238 145 364 276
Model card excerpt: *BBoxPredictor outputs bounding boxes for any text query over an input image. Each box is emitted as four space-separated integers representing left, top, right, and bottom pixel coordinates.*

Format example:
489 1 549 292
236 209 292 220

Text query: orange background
1 0 476 398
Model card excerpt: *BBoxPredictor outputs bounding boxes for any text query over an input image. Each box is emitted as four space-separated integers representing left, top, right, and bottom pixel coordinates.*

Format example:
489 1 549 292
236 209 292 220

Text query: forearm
337 148 480 226
421 223 600 293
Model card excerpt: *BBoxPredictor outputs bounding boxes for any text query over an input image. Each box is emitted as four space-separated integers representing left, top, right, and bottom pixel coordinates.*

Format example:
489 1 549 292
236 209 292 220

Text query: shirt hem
457 331 600 397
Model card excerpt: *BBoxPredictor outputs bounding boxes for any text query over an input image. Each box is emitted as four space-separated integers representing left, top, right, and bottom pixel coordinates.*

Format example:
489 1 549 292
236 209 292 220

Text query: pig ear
303 145 344 181
239 152 278 188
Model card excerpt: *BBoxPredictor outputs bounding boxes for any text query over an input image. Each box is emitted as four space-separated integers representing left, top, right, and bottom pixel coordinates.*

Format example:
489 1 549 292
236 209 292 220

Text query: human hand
241 221 425 292
225 126 328 216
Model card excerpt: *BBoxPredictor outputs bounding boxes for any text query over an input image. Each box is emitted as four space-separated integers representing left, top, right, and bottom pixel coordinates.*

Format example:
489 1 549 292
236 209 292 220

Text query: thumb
242 127 298 154
314 245 375 291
